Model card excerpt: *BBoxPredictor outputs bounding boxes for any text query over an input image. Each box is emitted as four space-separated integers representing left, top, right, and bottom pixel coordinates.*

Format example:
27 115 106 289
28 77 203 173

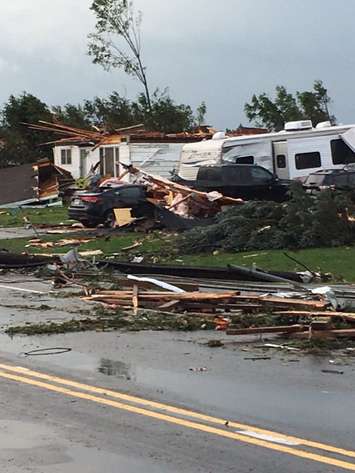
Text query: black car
68 184 149 227
177 164 291 201
303 167 355 192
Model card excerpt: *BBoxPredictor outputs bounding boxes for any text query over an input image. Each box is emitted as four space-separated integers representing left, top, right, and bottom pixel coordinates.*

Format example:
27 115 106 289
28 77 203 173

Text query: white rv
178 121 355 181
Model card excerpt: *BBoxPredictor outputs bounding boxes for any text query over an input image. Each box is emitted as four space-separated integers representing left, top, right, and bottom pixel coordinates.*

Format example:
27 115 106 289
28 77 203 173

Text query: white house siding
53 146 100 179
54 142 183 180
129 143 182 179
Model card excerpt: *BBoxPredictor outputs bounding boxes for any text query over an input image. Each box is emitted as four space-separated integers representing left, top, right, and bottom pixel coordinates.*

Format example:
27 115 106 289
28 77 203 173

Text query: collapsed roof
26 121 268 148
26 121 217 147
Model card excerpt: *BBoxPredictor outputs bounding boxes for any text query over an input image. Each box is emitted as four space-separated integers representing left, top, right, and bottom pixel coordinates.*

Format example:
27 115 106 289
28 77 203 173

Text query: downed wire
24 347 72 356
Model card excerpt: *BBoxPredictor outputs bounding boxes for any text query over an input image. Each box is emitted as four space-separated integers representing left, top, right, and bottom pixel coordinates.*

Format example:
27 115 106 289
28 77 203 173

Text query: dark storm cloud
0 0 354 128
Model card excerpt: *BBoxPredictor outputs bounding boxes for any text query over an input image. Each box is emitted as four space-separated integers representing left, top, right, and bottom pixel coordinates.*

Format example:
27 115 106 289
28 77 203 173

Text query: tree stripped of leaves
88 0 152 110
196 101 207 126
245 80 335 131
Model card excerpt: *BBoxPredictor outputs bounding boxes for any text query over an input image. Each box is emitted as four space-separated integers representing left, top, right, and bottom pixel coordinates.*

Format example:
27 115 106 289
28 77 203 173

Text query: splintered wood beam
292 328 355 339
226 325 306 336
132 284 139 316
274 310 355 322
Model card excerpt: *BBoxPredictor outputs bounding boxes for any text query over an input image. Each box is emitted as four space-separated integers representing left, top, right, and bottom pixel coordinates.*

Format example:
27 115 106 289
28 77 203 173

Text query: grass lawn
0 206 354 281
0 207 71 227
0 227 355 281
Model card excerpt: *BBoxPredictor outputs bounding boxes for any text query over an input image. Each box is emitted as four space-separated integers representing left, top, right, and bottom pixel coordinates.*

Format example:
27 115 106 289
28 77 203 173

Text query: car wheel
81 220 98 228
104 210 116 228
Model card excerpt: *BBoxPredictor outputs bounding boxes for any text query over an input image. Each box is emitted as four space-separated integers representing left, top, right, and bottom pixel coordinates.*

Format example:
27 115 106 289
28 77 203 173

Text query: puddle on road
1 331 351 417
98 358 132 379
0 332 216 403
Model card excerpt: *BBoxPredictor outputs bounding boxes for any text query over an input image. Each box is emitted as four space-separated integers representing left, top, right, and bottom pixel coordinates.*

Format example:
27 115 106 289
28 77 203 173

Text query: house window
235 156 254 164
331 139 355 165
295 152 321 170
61 149 72 165
276 154 286 168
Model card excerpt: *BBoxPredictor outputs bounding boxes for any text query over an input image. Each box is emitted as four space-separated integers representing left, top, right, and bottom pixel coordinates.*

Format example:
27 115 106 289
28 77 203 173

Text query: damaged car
68 184 152 227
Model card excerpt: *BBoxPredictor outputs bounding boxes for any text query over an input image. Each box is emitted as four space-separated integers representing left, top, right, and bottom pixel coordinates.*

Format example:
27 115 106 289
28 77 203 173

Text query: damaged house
52 128 216 181
28 121 267 182
0 159 74 208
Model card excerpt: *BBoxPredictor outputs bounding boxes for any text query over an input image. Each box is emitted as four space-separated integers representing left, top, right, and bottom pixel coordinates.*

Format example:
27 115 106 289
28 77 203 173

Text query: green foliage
86 92 141 129
245 80 334 131
138 89 195 133
51 104 92 129
0 89 205 165
53 90 196 133
180 184 355 253
0 92 54 166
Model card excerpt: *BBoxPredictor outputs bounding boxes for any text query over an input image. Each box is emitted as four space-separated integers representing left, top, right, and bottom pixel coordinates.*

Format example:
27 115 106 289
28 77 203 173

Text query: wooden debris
121 242 143 252
132 284 139 316
274 310 355 323
226 325 306 336
293 329 355 340
79 282 355 341
114 208 135 227
26 238 93 248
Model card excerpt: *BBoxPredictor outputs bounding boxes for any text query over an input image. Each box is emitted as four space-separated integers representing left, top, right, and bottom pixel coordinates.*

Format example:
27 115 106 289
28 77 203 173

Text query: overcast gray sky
0 0 354 129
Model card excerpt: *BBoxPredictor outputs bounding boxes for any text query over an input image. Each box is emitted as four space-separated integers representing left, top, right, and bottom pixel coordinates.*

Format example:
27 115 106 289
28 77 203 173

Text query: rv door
273 141 289 179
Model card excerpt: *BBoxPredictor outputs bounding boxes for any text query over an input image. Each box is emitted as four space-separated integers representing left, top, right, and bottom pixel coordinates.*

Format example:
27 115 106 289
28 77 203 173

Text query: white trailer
178 121 355 181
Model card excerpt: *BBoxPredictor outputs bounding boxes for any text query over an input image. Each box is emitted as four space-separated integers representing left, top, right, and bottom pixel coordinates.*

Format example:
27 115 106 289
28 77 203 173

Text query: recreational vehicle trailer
178 121 355 181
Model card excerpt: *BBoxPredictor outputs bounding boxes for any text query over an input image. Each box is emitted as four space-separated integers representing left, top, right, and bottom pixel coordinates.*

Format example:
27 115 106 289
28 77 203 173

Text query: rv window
276 155 286 168
331 139 355 165
234 156 254 165
295 152 321 170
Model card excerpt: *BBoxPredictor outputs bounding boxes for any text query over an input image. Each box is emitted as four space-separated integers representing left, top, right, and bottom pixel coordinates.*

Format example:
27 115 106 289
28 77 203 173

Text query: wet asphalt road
0 277 354 471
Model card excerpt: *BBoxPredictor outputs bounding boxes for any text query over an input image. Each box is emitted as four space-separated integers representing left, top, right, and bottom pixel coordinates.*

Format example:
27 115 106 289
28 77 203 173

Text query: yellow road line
0 362 353 459
0 369 354 471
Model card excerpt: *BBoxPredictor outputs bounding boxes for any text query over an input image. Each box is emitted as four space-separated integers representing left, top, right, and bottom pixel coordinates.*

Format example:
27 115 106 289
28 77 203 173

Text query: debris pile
124 164 243 222
78 262 355 341
26 121 216 147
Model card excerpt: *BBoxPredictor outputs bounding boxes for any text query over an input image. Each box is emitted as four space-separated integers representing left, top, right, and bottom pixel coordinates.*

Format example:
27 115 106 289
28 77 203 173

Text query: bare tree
88 0 151 111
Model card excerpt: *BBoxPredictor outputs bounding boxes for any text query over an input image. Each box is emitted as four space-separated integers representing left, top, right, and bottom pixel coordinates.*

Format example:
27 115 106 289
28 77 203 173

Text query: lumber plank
226 324 306 335
292 329 355 339
274 310 355 323
132 284 139 316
